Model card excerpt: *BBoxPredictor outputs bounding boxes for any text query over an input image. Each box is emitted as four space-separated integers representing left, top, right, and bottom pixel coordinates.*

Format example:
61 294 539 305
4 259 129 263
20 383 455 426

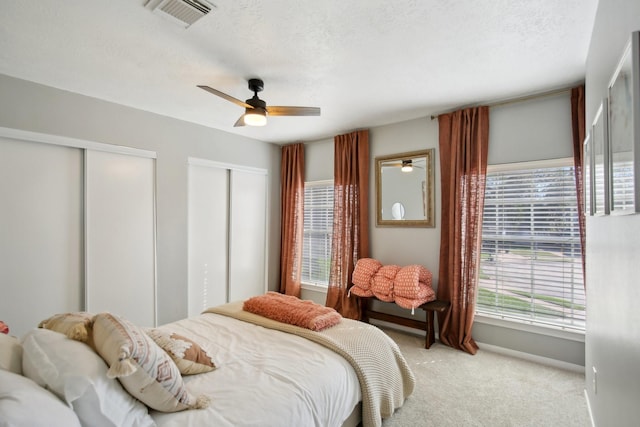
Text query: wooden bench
420 300 451 349
360 298 451 349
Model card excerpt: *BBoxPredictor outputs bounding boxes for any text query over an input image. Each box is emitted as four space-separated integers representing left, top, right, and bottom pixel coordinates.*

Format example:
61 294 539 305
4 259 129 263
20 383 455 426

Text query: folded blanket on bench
243 292 342 331
350 258 435 311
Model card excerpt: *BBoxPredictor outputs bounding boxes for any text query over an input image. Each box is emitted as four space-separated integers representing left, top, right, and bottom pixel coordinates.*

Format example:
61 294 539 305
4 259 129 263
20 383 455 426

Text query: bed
0 296 415 427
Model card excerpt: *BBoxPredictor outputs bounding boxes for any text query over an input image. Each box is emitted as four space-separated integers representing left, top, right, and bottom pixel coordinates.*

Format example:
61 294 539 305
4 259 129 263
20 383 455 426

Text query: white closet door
0 138 83 337
228 169 267 301
85 150 156 327
188 164 229 316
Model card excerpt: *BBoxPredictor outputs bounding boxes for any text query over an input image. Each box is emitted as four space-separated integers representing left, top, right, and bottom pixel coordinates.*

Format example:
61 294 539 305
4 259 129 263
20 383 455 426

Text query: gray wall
302 91 585 367
584 0 640 425
0 74 281 327
301 118 440 318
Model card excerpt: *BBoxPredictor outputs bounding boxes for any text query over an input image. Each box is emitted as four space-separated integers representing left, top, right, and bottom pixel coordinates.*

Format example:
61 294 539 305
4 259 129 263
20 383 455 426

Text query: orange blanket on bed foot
243 292 342 331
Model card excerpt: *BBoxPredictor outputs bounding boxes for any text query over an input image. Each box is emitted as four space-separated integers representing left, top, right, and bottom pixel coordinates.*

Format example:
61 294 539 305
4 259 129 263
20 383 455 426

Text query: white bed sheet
149 312 361 427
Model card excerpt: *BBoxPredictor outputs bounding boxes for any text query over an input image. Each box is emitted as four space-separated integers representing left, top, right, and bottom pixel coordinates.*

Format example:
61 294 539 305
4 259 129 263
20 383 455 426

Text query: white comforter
149 312 361 427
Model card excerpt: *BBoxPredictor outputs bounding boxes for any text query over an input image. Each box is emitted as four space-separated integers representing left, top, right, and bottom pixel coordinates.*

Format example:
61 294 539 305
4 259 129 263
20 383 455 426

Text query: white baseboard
368 318 425 337
476 341 585 374
369 317 585 373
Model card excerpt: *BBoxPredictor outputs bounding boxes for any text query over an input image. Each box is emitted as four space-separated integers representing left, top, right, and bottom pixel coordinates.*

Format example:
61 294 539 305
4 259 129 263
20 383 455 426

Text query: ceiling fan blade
266 106 320 116
233 115 246 127
197 85 253 109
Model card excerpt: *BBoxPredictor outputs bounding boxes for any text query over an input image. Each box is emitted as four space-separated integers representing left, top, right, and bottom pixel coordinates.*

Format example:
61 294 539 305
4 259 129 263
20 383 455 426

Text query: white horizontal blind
477 160 586 331
301 181 334 286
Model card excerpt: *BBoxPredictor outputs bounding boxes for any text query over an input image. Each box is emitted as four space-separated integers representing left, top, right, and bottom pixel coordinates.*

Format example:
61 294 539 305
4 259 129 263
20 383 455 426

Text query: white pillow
0 368 81 427
21 328 155 427
93 312 208 412
0 333 22 374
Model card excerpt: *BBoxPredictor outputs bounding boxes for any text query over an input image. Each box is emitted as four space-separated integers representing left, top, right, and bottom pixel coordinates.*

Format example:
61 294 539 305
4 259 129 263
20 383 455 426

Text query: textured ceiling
0 0 598 144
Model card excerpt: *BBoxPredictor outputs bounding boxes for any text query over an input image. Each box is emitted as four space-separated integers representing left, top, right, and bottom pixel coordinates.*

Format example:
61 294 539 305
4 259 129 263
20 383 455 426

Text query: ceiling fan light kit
244 108 267 126
198 78 320 127
401 160 413 172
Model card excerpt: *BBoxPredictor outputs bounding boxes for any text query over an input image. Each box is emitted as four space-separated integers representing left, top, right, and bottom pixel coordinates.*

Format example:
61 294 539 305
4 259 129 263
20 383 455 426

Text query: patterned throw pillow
38 312 95 347
145 329 216 375
92 313 209 412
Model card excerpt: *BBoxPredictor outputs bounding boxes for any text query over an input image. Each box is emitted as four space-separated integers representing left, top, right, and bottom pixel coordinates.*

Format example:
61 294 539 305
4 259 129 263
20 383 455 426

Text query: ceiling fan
197 78 321 127
384 159 425 172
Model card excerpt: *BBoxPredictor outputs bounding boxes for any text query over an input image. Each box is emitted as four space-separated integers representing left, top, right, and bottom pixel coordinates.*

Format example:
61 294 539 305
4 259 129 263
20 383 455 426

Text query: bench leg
425 310 435 349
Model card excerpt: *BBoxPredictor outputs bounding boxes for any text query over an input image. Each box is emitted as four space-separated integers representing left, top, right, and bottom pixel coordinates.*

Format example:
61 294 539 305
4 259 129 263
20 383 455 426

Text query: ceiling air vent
145 0 215 27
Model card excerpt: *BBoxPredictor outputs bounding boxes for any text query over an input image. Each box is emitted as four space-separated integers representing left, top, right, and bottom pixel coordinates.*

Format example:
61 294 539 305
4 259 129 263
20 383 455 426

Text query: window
477 159 586 331
301 180 334 287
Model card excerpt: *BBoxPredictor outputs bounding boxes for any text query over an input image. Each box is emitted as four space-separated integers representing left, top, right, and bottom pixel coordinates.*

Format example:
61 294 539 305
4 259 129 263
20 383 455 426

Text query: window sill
474 313 585 343
301 282 328 293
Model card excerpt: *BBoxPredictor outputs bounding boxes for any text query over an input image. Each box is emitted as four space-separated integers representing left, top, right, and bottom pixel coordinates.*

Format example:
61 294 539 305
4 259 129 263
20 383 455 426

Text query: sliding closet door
0 137 83 337
85 150 156 327
188 160 268 311
228 168 267 301
188 163 229 316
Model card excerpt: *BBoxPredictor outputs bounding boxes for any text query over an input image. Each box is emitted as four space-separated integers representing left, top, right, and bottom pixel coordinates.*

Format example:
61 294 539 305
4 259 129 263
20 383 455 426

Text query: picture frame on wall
592 101 609 216
583 131 593 216
607 30 640 214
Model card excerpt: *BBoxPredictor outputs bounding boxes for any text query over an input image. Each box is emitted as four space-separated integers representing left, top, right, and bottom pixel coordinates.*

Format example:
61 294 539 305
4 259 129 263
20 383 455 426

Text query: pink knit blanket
243 292 342 331
350 258 435 310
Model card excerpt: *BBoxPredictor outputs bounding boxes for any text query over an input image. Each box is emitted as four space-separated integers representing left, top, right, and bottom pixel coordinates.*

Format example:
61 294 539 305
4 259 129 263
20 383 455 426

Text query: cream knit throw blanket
205 301 415 427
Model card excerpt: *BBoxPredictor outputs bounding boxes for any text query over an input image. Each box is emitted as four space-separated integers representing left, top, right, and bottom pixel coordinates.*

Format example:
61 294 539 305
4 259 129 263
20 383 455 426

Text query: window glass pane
477 161 586 331
301 181 333 286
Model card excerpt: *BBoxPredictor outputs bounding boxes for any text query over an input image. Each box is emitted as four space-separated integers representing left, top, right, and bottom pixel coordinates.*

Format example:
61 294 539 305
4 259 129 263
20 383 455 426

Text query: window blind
477 160 586 331
301 181 334 286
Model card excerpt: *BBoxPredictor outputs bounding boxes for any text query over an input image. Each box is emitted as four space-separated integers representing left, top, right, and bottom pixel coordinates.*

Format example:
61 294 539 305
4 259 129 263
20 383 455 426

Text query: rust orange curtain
570 85 586 285
436 107 489 355
326 130 370 320
279 143 305 297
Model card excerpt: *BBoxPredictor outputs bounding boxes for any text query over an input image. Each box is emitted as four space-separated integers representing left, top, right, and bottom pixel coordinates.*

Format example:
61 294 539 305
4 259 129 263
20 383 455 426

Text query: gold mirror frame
376 149 435 227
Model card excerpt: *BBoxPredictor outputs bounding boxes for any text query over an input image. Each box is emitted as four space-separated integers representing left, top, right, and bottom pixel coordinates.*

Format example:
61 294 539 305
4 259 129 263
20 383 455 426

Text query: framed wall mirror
376 149 435 227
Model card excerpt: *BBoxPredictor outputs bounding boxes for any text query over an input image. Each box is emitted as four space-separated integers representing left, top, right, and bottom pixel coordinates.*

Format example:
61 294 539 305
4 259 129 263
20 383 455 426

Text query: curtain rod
429 84 579 120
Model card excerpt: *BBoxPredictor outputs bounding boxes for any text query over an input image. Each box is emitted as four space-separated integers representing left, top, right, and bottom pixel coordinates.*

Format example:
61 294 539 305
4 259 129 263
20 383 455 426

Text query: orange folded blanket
350 258 435 311
243 292 342 331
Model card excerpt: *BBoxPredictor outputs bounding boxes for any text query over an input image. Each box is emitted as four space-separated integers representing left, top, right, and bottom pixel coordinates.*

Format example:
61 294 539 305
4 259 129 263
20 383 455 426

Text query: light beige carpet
382 328 589 427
